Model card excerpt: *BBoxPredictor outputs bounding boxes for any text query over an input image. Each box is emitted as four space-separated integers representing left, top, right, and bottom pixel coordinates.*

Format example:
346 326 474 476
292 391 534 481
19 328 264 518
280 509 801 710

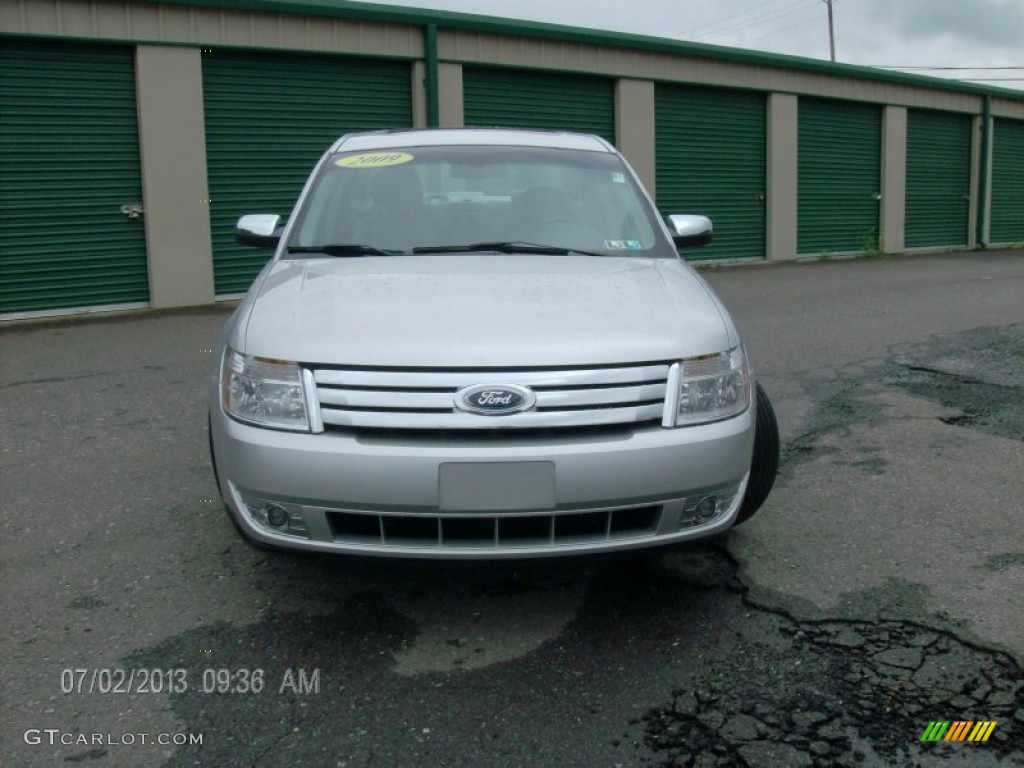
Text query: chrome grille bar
311 362 671 431
319 404 665 430
313 364 669 389
316 382 667 410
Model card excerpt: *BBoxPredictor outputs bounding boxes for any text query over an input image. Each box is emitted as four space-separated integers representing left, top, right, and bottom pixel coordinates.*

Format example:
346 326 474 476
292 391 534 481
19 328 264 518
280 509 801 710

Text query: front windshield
288 144 673 256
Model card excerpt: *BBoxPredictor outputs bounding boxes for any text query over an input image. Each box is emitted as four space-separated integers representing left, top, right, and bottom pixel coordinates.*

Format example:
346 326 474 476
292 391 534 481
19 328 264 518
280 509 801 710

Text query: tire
734 382 780 525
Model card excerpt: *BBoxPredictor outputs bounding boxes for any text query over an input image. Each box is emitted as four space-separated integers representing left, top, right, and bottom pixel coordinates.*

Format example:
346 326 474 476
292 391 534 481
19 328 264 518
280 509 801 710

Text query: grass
862 231 886 259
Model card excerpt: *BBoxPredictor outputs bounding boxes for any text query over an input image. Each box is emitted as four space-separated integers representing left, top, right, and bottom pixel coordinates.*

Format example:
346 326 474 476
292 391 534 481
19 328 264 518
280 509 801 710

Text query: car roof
331 128 614 153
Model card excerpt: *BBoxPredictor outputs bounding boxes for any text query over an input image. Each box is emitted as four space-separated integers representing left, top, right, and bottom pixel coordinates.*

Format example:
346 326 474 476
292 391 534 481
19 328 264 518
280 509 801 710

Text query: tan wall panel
95 4 132 38
154 5 203 40
411 60 428 128
615 79 655 193
438 62 464 128
880 106 907 253
2 0 423 57
993 100 1024 120
968 116 982 249
440 30 990 115
121 4 163 39
19 0 59 30
980 115 994 245
135 45 214 308
766 93 798 261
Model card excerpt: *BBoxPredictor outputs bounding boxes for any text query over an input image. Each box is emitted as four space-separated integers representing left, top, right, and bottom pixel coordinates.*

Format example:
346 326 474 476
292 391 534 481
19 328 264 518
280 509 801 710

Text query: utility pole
822 0 836 62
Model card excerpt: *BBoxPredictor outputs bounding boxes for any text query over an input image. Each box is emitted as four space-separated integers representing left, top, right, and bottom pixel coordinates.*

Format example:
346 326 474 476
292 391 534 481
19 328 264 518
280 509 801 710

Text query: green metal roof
157 0 1024 101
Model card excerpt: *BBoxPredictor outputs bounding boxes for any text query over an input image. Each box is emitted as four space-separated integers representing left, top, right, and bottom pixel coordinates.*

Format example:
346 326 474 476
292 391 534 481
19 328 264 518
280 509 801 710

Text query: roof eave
154 0 1024 101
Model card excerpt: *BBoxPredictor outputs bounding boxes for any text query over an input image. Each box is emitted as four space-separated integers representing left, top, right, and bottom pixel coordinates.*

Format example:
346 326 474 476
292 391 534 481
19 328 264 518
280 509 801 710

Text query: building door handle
120 203 145 220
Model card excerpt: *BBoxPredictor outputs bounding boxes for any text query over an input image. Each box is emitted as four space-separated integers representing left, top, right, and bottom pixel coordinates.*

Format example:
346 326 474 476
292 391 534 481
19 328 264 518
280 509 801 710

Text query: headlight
672 347 749 426
221 348 310 431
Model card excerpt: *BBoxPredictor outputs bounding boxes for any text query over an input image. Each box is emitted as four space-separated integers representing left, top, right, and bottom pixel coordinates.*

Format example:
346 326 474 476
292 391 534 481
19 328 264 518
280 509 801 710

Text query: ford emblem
455 384 536 415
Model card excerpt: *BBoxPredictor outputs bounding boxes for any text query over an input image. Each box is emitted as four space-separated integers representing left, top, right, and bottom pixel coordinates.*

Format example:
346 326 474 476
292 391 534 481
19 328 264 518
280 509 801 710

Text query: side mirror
235 214 283 248
666 214 713 248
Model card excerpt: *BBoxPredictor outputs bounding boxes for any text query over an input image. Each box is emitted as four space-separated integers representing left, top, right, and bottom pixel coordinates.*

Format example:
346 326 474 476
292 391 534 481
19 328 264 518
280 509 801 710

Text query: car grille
326 505 662 548
310 363 670 431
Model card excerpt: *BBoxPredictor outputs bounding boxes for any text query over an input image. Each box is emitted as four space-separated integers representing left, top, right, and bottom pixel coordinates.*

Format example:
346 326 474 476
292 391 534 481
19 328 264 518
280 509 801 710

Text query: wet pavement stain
884 366 1024 443
125 590 420 767
781 324 1024 480
119 546 1022 768
979 553 1024 573
886 324 1024 442
110 323 1024 767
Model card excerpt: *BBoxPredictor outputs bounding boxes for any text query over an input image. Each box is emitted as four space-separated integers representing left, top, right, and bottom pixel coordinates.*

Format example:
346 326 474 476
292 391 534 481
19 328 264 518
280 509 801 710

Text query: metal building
2 0 1023 318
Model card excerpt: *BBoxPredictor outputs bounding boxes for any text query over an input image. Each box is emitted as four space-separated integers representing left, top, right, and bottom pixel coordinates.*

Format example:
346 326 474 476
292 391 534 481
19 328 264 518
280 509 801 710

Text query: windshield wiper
413 241 602 256
286 244 400 257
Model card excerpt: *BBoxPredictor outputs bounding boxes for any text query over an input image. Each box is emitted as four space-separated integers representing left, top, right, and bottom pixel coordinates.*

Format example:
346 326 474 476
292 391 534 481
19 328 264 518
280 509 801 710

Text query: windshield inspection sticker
336 152 414 168
605 240 643 250
611 172 626 184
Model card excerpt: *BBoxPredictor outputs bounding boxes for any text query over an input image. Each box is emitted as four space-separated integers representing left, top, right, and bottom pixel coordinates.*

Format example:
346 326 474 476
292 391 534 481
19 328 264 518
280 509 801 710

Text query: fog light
695 496 718 522
237 490 311 538
265 504 288 527
678 482 745 530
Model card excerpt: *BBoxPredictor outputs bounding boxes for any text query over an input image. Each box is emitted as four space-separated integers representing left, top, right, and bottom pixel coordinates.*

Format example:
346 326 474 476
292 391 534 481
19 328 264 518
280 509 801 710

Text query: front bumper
210 407 754 559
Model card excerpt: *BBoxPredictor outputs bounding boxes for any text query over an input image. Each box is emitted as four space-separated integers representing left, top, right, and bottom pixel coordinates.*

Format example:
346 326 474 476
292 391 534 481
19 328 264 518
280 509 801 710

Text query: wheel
734 382 780 525
208 411 281 552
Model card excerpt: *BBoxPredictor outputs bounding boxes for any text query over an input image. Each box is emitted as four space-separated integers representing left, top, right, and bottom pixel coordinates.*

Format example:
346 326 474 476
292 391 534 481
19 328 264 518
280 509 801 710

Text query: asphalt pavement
1 249 1022 767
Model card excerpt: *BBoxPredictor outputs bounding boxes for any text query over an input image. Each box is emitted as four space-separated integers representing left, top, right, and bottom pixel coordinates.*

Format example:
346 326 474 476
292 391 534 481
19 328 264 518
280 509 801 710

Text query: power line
685 0 805 38
743 17 822 47
843 12 1022 19
871 66 1024 71
683 0 799 38
700 0 834 61
692 6 817 47
688 0 813 43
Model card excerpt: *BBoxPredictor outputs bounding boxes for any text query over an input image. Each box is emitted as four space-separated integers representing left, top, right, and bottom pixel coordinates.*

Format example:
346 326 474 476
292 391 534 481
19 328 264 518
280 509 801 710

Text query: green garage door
798 98 881 255
905 110 972 249
203 51 412 295
990 118 1024 245
0 39 148 315
655 84 766 260
463 67 615 143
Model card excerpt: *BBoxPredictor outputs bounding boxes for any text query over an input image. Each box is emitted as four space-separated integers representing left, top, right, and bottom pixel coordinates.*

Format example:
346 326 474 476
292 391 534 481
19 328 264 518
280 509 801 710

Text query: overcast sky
357 0 1024 92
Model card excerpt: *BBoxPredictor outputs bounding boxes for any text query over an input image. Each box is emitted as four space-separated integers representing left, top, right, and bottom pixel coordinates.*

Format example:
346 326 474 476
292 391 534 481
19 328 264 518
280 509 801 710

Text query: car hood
241 255 733 367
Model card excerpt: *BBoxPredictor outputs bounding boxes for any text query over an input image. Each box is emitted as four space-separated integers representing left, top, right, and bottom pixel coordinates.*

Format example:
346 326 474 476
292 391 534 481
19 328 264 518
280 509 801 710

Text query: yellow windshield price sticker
336 152 414 168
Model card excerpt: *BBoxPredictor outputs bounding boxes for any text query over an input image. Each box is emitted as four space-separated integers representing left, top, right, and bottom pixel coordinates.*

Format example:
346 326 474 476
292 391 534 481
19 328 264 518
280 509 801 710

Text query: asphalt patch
120 546 1022 767
887 324 1024 442
781 324 1024 477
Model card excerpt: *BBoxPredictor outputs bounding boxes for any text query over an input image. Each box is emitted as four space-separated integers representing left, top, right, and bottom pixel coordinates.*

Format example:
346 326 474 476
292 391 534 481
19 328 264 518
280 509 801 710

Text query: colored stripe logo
920 721 997 742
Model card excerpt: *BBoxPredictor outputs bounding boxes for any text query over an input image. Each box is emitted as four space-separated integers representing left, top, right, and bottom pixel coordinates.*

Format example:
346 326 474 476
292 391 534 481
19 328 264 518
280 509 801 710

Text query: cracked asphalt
2 250 1022 767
